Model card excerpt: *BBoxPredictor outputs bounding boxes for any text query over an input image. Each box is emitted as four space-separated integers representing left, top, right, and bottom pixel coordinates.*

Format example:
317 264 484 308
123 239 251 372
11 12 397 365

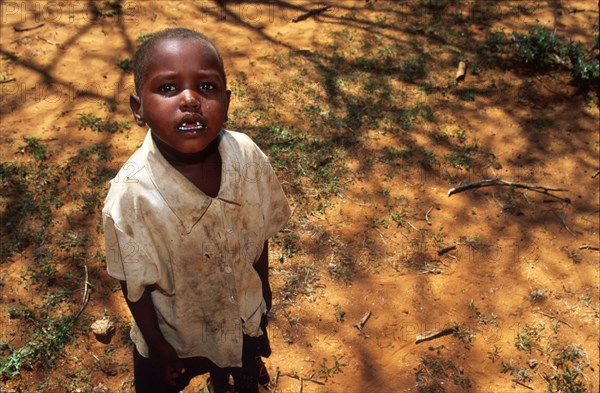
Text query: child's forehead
149 36 218 61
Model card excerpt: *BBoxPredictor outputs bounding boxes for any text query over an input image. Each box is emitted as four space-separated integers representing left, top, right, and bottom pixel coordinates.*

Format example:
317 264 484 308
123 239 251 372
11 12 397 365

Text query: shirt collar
143 130 241 233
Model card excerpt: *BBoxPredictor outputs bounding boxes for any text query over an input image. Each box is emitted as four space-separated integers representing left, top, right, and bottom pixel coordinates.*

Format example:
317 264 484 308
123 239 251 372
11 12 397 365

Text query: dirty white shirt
102 130 291 367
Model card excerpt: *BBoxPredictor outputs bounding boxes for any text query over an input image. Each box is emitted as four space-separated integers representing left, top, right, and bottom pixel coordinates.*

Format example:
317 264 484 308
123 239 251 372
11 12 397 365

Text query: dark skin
124 37 272 388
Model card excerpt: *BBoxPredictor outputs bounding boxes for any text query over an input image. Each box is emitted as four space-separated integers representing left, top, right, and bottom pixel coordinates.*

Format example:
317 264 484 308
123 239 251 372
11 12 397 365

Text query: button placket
217 199 239 304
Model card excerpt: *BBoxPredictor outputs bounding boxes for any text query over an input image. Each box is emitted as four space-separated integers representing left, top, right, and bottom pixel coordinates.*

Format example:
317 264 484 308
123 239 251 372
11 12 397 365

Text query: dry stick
272 367 280 393
447 178 569 202
416 326 458 344
592 170 600 178
37 35 56 45
280 373 325 386
536 311 573 328
425 207 433 225
292 6 331 23
512 379 534 390
13 23 45 32
0 77 16 84
354 311 372 332
438 244 456 256
552 210 576 237
74 265 90 321
579 244 599 251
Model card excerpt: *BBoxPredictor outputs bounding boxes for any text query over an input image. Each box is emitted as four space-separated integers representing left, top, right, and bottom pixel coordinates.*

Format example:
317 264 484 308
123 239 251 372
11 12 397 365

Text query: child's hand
148 340 185 387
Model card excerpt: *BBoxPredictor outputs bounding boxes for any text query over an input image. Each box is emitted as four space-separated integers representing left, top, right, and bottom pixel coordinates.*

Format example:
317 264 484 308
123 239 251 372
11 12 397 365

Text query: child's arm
120 281 185 386
254 240 272 311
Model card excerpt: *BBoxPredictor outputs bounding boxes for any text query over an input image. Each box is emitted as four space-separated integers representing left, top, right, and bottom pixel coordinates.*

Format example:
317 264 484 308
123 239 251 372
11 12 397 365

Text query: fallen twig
536 311 573 328
592 170 599 178
425 207 433 225
280 372 325 385
579 244 599 251
37 35 56 45
448 178 570 203
13 23 45 32
416 325 458 344
74 265 91 321
512 379 534 390
354 311 372 332
0 77 16 84
552 210 576 237
271 367 280 393
438 244 456 256
292 6 331 22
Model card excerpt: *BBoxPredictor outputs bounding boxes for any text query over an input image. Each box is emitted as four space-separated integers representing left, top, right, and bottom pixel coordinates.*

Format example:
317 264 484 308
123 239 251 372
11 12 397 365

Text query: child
102 28 291 393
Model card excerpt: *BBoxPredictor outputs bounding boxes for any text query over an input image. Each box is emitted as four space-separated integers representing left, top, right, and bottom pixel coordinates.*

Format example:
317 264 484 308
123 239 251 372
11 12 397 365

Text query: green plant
78 112 130 133
333 303 346 322
116 58 133 72
453 88 477 101
136 32 155 45
391 208 409 227
515 322 545 352
20 137 47 161
399 56 426 82
316 355 346 381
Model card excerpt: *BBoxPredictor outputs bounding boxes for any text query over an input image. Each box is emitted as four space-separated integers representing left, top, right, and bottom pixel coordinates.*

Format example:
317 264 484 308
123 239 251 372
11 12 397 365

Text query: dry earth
1 1 599 392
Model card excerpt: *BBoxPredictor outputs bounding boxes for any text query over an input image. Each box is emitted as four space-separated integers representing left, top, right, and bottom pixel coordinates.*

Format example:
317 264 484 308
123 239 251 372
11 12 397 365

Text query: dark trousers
133 334 261 393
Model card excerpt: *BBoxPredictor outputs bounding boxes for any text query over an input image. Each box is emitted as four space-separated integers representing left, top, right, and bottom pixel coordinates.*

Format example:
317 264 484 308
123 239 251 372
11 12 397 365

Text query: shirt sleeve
103 213 172 302
261 159 291 241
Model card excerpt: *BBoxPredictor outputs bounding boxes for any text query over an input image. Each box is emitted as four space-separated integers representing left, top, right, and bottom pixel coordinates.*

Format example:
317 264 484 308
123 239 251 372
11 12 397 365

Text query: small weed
515 322 545 352
328 257 353 282
383 146 413 162
501 360 533 382
415 356 471 392
333 303 346 322
530 288 545 303
368 216 389 229
116 58 133 73
20 137 47 161
419 148 439 169
454 325 474 348
391 208 409 227
453 88 477 101
431 227 445 243
315 355 346 381
136 32 154 45
78 112 130 133
487 345 502 363
566 249 582 263
399 56 426 82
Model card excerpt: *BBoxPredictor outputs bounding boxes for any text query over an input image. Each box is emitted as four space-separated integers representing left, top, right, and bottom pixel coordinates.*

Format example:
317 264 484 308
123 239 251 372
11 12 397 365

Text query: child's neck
152 134 222 198
152 134 221 166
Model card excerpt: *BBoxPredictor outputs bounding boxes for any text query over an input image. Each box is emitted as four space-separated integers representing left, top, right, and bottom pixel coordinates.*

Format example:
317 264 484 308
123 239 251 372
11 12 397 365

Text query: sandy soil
1 1 598 392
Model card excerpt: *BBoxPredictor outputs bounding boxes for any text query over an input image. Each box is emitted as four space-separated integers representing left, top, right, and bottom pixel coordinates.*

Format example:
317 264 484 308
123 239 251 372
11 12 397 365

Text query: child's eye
160 84 176 93
200 83 215 91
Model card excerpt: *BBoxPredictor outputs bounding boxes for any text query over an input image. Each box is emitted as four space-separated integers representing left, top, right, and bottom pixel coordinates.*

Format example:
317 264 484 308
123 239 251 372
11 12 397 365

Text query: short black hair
132 28 226 95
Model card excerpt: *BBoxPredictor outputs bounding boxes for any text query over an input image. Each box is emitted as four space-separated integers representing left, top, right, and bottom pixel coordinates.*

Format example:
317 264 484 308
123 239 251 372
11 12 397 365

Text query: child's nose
180 89 201 112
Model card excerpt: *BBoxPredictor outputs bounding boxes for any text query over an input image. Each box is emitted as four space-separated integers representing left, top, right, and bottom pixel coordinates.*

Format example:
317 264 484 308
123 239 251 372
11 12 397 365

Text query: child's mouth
177 122 205 132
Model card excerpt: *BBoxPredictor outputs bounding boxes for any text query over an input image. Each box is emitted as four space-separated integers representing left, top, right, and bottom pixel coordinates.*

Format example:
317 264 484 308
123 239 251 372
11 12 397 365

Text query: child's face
130 38 230 155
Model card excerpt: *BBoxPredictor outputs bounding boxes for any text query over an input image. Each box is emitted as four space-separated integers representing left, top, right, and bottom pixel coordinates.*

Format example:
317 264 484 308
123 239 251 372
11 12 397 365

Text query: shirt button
224 265 233 274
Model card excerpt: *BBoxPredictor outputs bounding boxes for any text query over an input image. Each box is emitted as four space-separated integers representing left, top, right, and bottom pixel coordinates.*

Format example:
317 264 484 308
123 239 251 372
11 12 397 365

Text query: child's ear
130 93 145 127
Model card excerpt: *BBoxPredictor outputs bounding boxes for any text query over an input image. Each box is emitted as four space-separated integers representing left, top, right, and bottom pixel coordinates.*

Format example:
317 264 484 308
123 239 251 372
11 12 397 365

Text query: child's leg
133 347 215 392
229 335 261 393
133 347 186 393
